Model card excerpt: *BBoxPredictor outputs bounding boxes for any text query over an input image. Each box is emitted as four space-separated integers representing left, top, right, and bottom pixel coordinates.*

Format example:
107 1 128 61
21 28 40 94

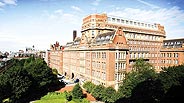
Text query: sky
0 0 184 52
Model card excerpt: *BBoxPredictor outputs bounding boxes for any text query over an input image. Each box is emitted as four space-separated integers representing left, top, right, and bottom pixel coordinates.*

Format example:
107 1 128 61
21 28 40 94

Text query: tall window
92 31 94 36
98 31 100 35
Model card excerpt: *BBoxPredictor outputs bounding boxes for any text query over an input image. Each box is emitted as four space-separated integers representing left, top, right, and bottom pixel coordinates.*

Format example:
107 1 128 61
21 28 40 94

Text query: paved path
57 85 96 101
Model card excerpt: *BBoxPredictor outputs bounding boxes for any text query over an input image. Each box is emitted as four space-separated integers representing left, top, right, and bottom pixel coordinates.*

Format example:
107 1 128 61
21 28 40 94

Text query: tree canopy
117 59 184 103
0 57 62 103
118 58 156 98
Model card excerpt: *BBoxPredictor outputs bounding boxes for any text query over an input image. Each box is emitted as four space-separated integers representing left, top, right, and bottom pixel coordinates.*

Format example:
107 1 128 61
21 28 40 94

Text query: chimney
73 30 77 41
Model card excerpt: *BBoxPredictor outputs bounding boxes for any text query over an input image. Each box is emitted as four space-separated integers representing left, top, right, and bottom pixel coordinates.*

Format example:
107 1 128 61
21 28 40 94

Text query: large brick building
160 38 184 68
62 13 166 89
48 13 183 89
48 41 63 74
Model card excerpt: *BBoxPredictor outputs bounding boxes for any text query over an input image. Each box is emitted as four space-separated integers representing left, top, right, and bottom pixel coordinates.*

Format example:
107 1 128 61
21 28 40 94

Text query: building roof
164 38 184 42
95 31 115 44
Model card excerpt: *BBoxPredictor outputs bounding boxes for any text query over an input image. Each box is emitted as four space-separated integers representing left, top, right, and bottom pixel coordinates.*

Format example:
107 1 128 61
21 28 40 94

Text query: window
117 19 120 23
112 18 115 22
98 30 100 34
126 20 129 24
107 17 111 21
115 63 118 69
102 52 106 59
121 19 124 23
102 62 106 70
92 31 94 36
175 60 178 64
176 53 178 57
145 24 147 27
92 24 94 28
130 21 133 24
138 22 140 26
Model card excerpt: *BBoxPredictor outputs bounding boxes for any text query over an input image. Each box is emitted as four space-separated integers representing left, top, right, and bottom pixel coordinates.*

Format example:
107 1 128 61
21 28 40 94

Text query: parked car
74 78 79 83
57 74 65 79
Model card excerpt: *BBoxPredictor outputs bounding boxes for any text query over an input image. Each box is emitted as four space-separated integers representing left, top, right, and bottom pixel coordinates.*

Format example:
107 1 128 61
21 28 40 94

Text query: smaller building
48 41 64 74
160 38 184 69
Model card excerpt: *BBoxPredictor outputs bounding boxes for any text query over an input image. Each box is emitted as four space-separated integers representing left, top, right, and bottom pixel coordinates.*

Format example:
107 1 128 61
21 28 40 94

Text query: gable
113 27 127 45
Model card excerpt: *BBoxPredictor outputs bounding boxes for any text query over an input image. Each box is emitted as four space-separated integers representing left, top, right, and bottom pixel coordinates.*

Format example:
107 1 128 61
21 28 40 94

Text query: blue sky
0 0 184 52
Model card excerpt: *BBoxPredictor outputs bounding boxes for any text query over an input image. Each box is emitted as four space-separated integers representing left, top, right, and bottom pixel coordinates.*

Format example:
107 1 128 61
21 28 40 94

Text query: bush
91 85 105 100
64 91 72 101
72 83 83 99
102 87 117 103
83 81 95 93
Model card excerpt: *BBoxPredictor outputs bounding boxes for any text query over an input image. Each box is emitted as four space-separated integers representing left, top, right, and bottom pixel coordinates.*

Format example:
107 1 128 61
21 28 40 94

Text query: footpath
57 85 96 102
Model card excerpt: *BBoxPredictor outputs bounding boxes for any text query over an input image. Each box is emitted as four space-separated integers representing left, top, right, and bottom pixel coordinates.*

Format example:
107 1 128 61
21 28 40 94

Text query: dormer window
117 19 120 23
106 35 110 40
112 18 115 22
101 36 105 40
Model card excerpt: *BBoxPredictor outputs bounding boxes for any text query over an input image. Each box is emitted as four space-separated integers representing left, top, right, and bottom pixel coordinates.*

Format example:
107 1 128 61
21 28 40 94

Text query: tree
72 83 83 99
0 57 62 103
83 81 95 93
7 67 33 103
158 65 184 92
91 85 105 100
0 74 12 102
52 68 59 75
118 59 156 98
102 87 117 103
131 79 164 103
158 65 184 102
133 58 154 74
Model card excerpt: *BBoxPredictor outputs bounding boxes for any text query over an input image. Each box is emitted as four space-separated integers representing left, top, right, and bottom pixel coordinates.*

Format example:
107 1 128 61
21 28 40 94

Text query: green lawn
34 99 76 103
34 92 89 103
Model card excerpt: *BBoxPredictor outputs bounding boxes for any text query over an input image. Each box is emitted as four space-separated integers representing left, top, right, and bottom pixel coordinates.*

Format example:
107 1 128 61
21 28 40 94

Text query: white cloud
43 9 81 25
137 0 160 9
54 9 63 14
0 0 17 10
0 2 5 7
92 0 101 6
71 6 82 12
108 6 184 39
3 0 17 5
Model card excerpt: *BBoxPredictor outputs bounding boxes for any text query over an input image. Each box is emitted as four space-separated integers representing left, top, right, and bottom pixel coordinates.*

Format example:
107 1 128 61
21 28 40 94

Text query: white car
57 74 65 79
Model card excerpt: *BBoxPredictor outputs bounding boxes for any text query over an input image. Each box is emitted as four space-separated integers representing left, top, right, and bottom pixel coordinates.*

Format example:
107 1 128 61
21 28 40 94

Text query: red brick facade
48 13 183 90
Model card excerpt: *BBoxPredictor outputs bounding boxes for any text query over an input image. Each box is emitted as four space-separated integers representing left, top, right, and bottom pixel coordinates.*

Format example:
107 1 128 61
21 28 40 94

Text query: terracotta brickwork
48 13 183 90
48 41 63 74
62 13 167 89
160 38 184 69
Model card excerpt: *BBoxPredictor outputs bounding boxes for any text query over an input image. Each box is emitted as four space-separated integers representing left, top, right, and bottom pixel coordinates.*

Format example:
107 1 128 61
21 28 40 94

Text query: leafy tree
91 84 105 100
158 65 184 92
131 79 164 103
83 81 95 93
158 65 184 102
72 83 83 99
7 67 33 103
0 57 62 103
118 71 139 98
0 74 12 102
118 59 156 98
102 87 117 103
52 68 59 75
133 58 155 74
